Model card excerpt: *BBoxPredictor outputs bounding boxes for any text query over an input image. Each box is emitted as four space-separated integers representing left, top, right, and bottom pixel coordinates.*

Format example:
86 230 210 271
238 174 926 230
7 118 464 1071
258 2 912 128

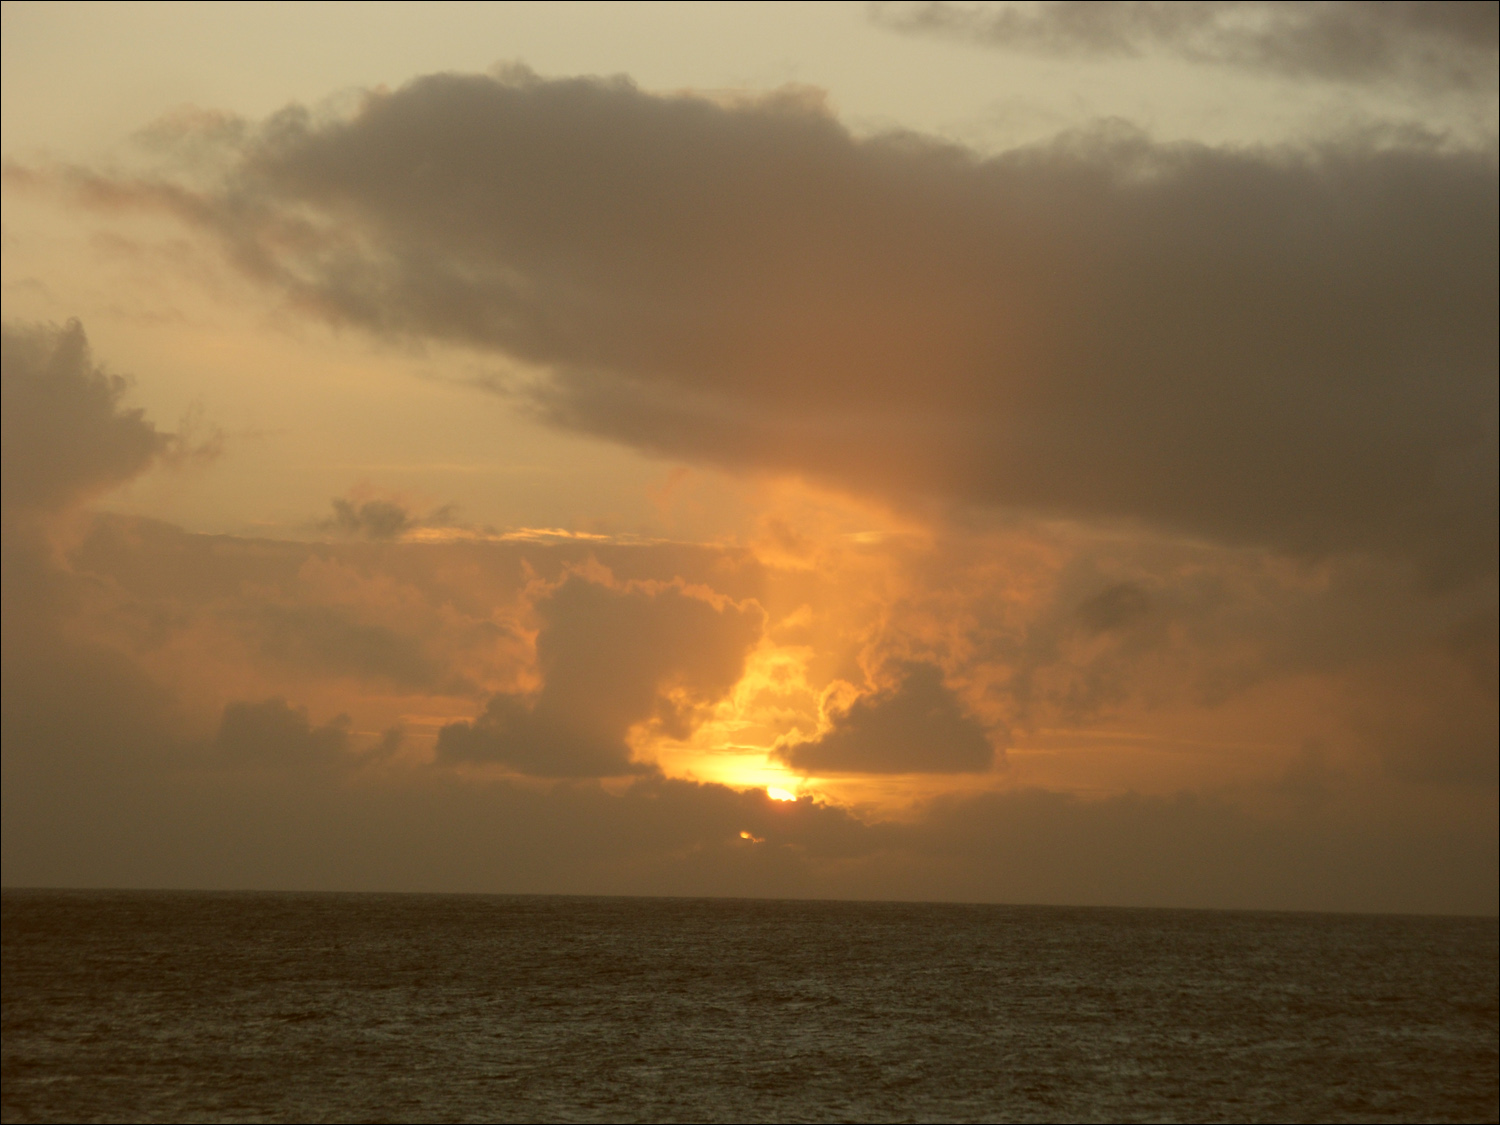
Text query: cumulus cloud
780 663 998 774
870 1 1500 90
62 71 1496 578
1 321 170 515
438 573 765 776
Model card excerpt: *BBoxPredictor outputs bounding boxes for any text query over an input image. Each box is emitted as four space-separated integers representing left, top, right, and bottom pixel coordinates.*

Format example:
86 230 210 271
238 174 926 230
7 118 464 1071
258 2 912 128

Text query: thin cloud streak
870 1 1500 91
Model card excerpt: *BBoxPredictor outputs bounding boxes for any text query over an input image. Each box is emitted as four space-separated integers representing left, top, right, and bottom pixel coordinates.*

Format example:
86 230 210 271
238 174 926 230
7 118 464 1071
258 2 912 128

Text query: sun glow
636 633 822 792
626 491 967 809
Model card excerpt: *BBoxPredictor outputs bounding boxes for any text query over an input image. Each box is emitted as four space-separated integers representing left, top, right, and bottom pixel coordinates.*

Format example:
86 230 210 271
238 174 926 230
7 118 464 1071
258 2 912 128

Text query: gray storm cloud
870 1 1500 90
82 70 1498 579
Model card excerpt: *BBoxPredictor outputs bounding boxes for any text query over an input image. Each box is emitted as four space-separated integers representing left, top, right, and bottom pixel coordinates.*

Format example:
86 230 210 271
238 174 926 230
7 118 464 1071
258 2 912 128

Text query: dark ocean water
2 890 1495 1124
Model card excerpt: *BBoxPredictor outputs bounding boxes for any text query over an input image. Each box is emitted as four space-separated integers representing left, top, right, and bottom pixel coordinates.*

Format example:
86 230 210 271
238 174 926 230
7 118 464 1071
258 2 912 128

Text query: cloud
438 573 765 776
2 324 191 864
1 321 170 515
6 322 1489 800
780 663 998 774
319 496 458 540
1075 581 1154 634
1349 633 1500 786
4 764 1494 914
215 697 350 765
0 330 1488 927
252 604 443 689
1 319 177 668
325 498 413 539
870 1 1500 90
0 324 1492 914
65 71 1497 579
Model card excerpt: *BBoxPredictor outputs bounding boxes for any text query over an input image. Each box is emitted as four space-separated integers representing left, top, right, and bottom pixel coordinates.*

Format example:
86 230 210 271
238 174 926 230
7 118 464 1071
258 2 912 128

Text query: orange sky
2 2 1496 913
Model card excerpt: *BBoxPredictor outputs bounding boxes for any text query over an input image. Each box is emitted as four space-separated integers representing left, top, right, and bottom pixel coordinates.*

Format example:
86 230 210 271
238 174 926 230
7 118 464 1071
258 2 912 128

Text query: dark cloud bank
77 66 1497 581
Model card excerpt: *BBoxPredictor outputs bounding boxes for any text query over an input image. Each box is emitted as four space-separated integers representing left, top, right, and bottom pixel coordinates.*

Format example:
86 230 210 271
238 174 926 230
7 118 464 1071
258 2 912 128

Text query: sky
2 0 1496 913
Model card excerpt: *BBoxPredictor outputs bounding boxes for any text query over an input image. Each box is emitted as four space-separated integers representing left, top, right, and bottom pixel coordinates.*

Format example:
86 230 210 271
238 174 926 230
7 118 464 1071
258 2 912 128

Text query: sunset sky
3 1 1496 913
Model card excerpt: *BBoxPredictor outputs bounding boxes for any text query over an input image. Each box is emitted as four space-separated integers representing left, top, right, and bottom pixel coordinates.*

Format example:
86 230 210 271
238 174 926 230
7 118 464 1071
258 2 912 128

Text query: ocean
2 889 1495 1123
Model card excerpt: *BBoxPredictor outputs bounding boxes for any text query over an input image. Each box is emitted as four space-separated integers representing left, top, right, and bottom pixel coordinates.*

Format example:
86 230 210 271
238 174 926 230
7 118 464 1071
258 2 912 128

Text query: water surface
3 889 1495 1123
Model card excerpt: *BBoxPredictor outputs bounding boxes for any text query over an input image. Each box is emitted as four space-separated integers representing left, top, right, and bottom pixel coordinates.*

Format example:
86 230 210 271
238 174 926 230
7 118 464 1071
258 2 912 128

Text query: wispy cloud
870 2 1500 91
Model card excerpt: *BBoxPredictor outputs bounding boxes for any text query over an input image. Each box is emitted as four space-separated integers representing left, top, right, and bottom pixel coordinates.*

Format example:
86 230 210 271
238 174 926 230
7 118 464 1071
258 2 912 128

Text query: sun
766 787 797 802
